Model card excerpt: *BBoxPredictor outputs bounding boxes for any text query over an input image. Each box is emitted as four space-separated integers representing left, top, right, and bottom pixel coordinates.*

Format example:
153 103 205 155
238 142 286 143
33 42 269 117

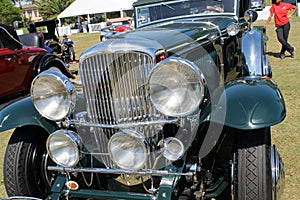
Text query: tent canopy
58 0 136 19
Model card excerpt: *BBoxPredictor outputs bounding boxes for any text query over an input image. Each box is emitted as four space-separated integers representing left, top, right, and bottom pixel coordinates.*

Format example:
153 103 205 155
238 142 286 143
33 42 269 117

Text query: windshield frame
134 0 238 28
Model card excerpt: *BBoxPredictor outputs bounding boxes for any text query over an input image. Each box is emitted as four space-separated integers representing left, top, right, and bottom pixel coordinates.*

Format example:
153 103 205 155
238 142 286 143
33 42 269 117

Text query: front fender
34 54 75 79
207 77 286 130
0 97 57 133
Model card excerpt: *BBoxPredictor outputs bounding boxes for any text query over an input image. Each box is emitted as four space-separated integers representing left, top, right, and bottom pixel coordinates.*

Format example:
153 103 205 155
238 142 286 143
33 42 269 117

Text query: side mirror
244 9 258 23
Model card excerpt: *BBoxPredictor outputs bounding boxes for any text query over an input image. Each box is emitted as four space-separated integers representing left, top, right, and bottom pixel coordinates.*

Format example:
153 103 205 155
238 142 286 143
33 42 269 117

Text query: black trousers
276 22 294 55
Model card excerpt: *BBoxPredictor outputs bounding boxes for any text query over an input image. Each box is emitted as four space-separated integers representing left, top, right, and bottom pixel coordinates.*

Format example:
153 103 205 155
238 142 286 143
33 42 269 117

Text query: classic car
28 19 62 54
0 23 73 105
0 0 285 200
99 17 133 41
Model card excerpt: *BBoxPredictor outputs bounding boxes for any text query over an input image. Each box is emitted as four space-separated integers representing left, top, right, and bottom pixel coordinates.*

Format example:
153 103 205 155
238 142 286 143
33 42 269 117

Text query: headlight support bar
48 166 194 177
67 118 179 129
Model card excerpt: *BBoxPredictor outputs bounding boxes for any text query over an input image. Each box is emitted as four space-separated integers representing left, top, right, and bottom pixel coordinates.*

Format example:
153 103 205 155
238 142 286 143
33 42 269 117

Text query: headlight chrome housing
226 22 240 36
163 137 184 161
31 70 76 121
62 44 68 51
149 57 205 117
108 130 148 171
46 130 82 168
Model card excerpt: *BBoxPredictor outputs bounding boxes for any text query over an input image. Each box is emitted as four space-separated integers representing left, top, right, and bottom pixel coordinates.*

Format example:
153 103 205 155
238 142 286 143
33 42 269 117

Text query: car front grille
79 51 162 168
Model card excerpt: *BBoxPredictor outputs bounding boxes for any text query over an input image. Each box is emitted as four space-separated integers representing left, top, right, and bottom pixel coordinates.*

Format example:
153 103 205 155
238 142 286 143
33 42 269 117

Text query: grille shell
79 51 163 168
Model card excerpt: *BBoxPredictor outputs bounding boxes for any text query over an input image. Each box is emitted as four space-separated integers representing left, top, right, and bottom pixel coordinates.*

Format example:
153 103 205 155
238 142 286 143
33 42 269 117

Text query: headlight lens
62 44 68 51
31 70 76 121
108 130 147 170
226 23 240 36
163 137 184 161
47 130 82 167
149 57 205 116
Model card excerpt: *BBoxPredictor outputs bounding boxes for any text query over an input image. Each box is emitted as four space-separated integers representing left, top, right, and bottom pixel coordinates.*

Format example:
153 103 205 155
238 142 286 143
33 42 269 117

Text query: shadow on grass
266 51 294 59
266 51 280 58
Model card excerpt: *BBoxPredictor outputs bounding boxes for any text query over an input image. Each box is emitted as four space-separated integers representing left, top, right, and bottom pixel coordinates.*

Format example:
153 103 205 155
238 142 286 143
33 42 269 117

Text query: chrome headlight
46 130 82 167
163 137 184 161
226 22 240 36
149 57 205 116
108 130 147 170
31 70 76 121
62 44 68 51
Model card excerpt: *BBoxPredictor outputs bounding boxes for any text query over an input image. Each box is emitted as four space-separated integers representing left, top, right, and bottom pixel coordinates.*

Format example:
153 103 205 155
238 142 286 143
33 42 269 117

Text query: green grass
265 16 300 200
0 17 299 198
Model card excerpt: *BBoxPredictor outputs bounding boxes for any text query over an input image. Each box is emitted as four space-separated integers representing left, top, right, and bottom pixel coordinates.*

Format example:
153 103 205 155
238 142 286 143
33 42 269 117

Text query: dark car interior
18 32 45 48
28 20 60 42
0 26 22 50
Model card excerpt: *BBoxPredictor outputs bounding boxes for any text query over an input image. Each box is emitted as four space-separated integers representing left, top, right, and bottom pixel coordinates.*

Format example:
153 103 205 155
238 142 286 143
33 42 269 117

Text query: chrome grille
79 51 162 168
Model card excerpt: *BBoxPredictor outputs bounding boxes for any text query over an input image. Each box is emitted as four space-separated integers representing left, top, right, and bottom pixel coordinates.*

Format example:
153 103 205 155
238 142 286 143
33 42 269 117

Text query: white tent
58 0 136 19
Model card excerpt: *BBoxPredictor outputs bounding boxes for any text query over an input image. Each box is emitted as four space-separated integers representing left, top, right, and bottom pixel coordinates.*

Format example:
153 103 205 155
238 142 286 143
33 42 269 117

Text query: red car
113 24 132 32
99 17 133 41
109 17 133 32
0 24 73 105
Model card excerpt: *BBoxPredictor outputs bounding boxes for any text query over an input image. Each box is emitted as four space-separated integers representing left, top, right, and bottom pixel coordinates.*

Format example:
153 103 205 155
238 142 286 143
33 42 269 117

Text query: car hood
81 16 237 59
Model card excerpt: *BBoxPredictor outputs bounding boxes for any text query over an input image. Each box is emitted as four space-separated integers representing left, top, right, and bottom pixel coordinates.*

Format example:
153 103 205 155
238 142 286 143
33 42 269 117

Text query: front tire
233 128 272 200
4 126 56 198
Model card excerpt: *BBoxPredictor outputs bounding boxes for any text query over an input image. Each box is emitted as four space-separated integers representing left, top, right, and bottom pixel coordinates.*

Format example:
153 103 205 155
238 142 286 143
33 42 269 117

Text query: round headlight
62 44 68 51
108 130 147 170
226 23 240 36
149 57 205 116
163 137 184 161
47 130 82 167
31 70 76 121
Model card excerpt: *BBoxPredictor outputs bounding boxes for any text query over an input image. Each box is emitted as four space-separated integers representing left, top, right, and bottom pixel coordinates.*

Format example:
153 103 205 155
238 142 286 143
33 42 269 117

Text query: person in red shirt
264 0 297 59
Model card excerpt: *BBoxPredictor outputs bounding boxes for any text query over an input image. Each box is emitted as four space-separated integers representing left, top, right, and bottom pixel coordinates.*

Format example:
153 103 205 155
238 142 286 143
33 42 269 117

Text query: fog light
163 137 184 161
108 130 147 170
46 130 81 167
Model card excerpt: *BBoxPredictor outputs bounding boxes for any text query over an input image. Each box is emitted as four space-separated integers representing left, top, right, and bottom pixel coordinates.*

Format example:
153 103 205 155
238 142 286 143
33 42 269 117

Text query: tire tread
234 128 272 200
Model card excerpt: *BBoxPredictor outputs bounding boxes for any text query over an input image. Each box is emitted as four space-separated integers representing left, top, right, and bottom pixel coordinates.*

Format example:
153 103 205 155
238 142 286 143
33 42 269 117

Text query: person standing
61 34 74 45
264 0 297 59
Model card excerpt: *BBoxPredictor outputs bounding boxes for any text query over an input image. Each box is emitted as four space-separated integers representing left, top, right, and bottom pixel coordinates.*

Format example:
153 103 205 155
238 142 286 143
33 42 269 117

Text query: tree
35 0 74 19
0 0 21 25
10 0 32 27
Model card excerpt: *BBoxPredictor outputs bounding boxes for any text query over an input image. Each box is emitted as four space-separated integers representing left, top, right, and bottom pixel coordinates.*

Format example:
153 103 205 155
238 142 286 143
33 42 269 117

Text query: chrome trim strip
4 197 43 200
67 118 179 129
48 166 194 177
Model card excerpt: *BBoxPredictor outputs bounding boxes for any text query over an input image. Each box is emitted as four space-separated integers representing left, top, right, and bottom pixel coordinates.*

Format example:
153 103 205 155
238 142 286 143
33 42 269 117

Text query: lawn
0 16 299 199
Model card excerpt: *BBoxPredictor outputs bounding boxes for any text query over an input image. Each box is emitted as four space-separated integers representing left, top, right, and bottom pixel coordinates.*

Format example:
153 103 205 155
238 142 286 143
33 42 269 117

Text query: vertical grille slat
80 51 161 168
81 51 159 124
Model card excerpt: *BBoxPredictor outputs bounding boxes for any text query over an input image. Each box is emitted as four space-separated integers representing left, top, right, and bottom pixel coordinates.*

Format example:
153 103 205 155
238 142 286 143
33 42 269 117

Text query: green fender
204 77 286 130
0 97 57 133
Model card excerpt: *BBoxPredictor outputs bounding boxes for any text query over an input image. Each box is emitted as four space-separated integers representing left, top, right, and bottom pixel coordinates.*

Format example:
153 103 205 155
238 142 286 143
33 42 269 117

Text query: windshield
135 0 236 28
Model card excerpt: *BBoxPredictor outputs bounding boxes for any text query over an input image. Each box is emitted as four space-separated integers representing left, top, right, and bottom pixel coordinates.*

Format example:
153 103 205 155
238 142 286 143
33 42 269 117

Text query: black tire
69 46 75 61
233 128 272 200
4 126 56 198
